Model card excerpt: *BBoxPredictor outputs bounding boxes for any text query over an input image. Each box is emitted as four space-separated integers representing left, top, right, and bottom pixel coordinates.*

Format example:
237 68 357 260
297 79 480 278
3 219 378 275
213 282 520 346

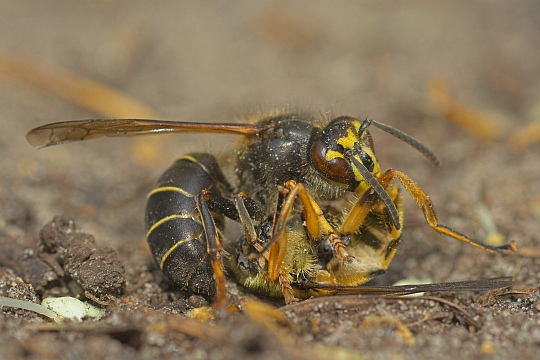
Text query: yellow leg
267 180 352 282
379 169 515 253
339 169 397 235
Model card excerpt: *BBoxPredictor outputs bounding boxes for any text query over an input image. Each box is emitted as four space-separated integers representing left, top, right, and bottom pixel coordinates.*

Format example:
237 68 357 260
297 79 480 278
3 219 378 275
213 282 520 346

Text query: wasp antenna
368 119 441 167
357 118 373 137
348 154 401 230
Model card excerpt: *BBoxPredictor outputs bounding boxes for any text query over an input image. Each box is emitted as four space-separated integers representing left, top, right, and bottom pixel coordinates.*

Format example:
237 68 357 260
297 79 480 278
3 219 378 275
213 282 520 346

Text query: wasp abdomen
145 153 226 300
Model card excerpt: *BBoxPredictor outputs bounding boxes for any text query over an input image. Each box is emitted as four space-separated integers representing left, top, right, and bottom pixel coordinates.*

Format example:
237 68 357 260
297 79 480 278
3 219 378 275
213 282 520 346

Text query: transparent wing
298 277 513 296
27 119 260 148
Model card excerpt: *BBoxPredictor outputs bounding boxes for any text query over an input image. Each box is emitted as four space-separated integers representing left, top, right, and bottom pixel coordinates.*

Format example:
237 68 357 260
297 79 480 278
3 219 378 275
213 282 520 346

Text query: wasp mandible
27 111 515 305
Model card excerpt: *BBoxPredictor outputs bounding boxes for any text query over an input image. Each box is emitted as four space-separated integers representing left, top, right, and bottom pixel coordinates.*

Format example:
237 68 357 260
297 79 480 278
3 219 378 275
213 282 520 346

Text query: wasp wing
298 277 513 296
27 119 260 148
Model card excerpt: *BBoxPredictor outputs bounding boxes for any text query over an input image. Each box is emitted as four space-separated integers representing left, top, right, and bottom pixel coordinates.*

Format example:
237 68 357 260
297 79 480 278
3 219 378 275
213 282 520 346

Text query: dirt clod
37 216 126 302
64 246 126 301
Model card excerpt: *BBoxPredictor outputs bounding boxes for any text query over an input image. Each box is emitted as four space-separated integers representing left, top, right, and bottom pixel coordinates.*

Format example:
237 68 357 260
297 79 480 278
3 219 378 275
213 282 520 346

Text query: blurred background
1 1 539 284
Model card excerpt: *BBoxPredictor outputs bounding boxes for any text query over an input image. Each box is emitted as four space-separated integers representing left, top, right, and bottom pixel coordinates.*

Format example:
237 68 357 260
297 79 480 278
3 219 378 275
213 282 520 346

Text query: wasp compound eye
310 141 355 185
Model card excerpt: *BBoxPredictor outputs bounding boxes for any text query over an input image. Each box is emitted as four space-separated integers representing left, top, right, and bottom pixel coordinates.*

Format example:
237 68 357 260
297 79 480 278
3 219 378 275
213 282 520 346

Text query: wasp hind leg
196 192 228 307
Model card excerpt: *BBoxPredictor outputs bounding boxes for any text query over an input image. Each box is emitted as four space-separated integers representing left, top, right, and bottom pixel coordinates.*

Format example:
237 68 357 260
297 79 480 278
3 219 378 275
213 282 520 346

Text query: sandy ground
1 1 539 359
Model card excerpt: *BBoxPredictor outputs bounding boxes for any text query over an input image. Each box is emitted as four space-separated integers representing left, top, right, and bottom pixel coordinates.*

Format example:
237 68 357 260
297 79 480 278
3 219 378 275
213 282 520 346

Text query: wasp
27 111 515 305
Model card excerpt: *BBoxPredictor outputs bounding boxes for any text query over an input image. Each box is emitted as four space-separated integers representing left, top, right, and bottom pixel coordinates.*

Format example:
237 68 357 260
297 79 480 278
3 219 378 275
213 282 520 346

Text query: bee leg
196 191 227 307
278 272 299 304
379 169 516 253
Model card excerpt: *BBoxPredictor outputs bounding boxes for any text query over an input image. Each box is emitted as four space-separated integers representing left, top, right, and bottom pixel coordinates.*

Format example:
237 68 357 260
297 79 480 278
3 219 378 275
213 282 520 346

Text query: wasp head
310 117 402 229
310 116 381 193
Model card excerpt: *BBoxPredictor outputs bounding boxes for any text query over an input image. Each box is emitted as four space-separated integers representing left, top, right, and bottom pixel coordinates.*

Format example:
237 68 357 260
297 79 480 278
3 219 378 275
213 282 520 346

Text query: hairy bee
27 111 515 305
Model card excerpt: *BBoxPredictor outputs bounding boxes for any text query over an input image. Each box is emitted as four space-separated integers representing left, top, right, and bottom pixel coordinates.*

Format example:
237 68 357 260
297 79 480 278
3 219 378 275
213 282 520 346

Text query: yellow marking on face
350 155 368 182
146 213 192 238
351 120 362 133
362 146 381 176
147 186 193 199
325 149 343 161
337 128 359 150
322 121 383 190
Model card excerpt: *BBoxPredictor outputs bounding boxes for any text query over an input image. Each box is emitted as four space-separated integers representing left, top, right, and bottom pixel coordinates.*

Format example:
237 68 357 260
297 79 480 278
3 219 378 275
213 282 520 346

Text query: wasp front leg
318 177 405 285
375 169 516 253
261 180 359 303
267 180 353 280
341 168 515 255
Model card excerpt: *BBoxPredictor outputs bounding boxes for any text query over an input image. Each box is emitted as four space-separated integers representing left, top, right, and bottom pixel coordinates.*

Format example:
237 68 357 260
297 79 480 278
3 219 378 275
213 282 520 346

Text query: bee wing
299 277 513 296
27 119 260 148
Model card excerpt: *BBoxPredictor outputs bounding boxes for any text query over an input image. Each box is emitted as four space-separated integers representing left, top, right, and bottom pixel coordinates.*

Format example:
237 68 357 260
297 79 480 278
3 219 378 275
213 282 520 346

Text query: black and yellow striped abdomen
145 153 228 300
